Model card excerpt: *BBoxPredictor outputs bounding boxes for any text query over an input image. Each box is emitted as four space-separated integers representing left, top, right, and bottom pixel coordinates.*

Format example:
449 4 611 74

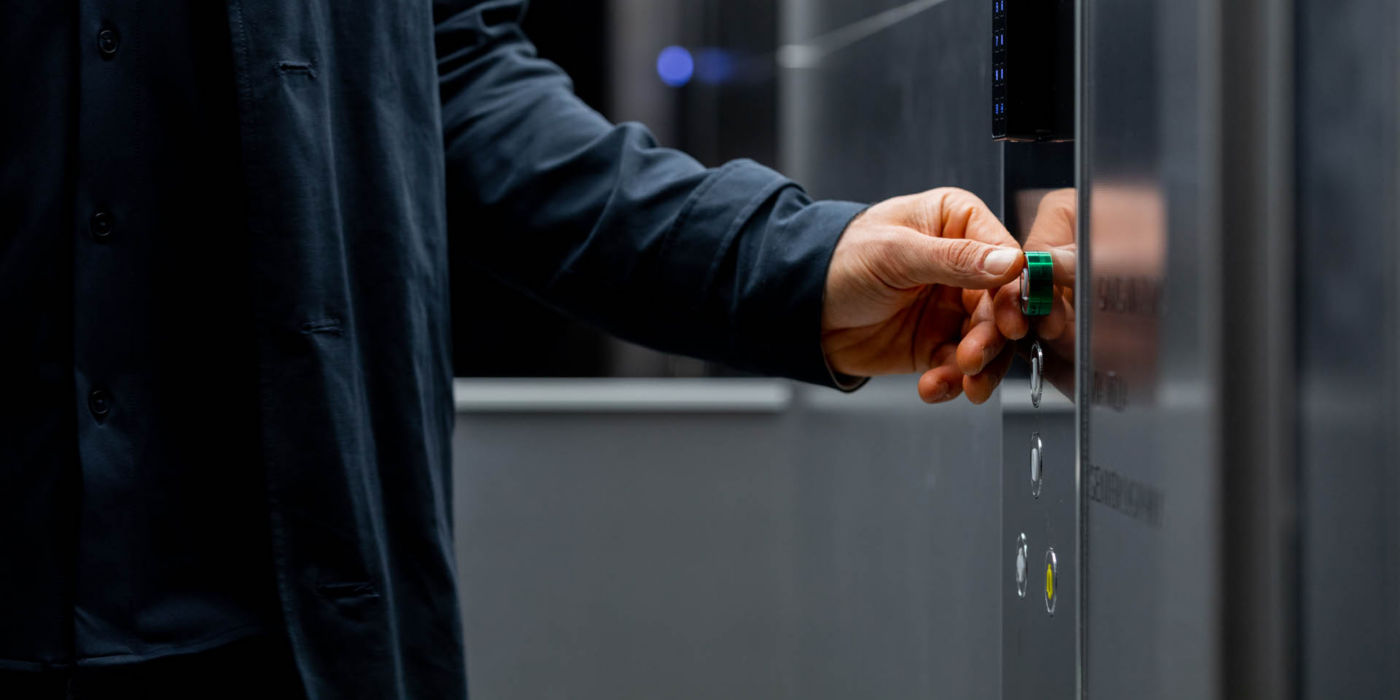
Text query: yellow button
1045 561 1055 602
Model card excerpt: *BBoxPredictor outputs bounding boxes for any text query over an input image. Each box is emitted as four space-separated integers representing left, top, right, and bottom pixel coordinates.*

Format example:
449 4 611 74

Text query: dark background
451 0 778 378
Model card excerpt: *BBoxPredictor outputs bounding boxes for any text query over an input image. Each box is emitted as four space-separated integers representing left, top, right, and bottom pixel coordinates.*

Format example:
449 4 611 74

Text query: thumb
1046 246 1077 286
891 234 1024 290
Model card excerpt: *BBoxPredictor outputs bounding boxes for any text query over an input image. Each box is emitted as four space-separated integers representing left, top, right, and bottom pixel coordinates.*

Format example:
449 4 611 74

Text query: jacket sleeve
435 0 867 388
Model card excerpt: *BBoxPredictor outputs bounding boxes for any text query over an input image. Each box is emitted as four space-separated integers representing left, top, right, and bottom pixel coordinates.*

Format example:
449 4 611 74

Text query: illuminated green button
1020 251 1054 316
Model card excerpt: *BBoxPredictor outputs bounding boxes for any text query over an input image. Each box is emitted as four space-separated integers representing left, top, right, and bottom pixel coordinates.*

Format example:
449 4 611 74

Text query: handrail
453 378 794 413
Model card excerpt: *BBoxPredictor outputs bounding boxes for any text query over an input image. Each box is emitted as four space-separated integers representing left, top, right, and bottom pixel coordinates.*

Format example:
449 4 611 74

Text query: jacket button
90 211 114 240
97 27 120 59
88 388 112 420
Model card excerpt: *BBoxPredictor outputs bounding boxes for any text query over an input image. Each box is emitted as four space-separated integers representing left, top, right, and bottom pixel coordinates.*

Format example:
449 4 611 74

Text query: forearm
437 1 865 385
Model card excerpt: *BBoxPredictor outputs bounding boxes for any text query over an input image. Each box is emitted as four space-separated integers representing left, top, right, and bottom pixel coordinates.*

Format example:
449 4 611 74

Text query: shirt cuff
668 159 869 392
820 206 871 394
754 193 870 392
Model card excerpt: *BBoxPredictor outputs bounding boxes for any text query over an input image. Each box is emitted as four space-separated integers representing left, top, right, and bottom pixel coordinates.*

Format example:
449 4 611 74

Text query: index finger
933 188 1020 249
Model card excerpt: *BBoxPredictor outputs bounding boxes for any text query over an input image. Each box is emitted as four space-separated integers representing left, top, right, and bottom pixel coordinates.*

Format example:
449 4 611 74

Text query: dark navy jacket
222 0 862 696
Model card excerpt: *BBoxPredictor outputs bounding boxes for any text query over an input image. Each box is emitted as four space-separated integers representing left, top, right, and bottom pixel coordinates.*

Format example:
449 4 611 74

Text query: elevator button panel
998 14 1078 686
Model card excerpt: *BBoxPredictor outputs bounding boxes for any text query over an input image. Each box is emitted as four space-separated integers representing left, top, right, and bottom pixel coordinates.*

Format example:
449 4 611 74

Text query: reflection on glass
1025 188 1076 401
1007 188 1077 401
1087 184 1166 410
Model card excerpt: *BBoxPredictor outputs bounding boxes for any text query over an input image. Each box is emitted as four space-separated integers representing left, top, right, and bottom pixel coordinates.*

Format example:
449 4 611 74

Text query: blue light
694 48 735 84
657 46 694 87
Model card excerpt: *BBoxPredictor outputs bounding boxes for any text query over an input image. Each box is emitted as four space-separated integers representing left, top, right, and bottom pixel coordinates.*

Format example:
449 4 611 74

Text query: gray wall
454 1 1003 698
454 381 1001 699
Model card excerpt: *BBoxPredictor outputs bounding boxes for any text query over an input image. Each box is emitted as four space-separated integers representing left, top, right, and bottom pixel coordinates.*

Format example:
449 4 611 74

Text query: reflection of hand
821 188 1025 404
957 188 1077 400
1019 188 1076 398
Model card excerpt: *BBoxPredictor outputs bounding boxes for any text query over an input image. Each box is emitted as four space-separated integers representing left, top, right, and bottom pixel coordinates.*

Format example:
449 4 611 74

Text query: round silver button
1015 533 1029 599
1030 432 1044 498
1029 340 1044 408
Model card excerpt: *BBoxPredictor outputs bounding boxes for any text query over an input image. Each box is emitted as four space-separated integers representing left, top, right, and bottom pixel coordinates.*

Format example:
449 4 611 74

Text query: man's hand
821 187 1027 404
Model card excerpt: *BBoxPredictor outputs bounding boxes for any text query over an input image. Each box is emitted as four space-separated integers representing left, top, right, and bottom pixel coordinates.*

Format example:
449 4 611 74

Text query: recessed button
1014 533 1029 599
1029 340 1044 408
90 211 114 240
97 26 120 59
88 388 112 420
1030 432 1044 498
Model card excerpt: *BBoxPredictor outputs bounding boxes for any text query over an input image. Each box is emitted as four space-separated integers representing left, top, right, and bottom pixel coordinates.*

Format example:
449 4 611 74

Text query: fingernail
983 248 1020 275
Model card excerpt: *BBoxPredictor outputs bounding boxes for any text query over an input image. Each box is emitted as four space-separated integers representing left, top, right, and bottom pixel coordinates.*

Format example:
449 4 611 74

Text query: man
0 0 1029 697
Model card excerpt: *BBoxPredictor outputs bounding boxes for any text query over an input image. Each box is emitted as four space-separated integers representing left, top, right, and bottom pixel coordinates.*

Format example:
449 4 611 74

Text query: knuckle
944 238 985 272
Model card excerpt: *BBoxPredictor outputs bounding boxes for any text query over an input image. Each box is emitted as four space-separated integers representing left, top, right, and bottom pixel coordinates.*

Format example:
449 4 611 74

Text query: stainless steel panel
1082 0 1224 697
1001 139 1079 700
1083 0 1308 696
1002 386 1076 700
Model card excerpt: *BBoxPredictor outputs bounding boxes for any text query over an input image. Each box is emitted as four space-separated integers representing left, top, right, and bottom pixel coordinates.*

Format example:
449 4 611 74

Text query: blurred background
454 0 781 379
447 0 1400 698
451 0 1007 698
